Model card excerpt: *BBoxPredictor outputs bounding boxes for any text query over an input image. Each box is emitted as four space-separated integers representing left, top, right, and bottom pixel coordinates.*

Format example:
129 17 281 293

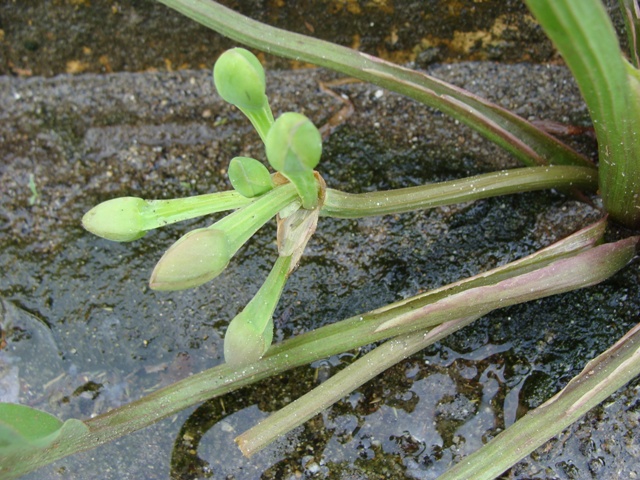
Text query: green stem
239 103 274 144
439 320 640 480
215 182 297 251
140 191 252 230
320 166 597 218
156 0 592 169
2 220 631 479
374 236 637 334
242 255 291 334
526 0 640 226
236 314 481 456
284 169 318 210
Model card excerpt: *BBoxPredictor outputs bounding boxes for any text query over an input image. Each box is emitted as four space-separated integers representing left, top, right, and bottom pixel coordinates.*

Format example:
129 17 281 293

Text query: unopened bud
222 255 291 367
82 197 147 242
265 113 322 208
265 112 322 173
213 48 268 111
228 156 274 198
224 314 273 367
149 228 230 290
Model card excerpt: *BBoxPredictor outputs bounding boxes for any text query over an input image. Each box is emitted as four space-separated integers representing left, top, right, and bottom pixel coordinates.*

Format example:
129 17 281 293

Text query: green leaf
157 0 593 169
439 318 640 480
0 403 62 452
526 0 640 226
620 0 640 67
375 236 639 334
0 403 89 478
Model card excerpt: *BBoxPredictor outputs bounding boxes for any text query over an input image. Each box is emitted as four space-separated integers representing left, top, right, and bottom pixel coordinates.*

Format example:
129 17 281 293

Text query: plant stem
4 220 630 479
245 255 292 334
236 314 481 456
156 0 593 169
215 182 297 250
526 0 640 227
87 222 624 426
140 191 252 230
240 104 274 144
96 233 637 456
439 320 640 480
321 166 597 218
375 236 637 334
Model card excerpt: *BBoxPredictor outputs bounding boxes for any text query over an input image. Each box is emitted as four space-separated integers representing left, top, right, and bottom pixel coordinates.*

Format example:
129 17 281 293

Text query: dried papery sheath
277 206 319 273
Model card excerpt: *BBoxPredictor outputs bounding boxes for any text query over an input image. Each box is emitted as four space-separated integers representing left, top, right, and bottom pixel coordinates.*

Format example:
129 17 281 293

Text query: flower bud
228 156 274 198
224 314 273 367
265 113 322 208
265 112 322 173
82 197 147 242
222 255 291 366
149 228 230 290
213 48 267 111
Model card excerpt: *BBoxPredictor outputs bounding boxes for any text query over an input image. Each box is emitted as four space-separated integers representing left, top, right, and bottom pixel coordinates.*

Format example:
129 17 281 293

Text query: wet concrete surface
1 60 639 478
0 0 627 77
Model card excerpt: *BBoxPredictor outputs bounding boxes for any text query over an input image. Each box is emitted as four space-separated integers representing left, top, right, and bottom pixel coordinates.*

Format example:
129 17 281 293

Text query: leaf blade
157 0 593 169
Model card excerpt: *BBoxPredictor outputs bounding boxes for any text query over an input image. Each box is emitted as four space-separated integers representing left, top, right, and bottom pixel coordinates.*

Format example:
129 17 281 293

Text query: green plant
1 1 639 479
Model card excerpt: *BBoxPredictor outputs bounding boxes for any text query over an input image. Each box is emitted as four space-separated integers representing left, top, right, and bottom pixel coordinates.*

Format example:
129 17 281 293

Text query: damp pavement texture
0 0 628 77
1 63 640 479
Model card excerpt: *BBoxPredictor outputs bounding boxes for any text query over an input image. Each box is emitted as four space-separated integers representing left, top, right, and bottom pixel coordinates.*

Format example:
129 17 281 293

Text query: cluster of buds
83 48 323 367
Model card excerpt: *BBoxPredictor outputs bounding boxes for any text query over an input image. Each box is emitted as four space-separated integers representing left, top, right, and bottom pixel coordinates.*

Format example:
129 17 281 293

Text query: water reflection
169 338 528 480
